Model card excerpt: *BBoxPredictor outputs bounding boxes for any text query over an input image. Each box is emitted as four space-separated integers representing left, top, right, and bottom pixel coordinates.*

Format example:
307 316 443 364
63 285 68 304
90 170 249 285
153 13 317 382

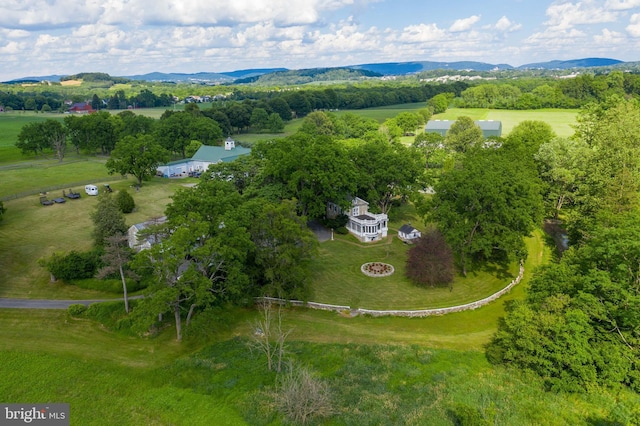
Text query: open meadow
432 108 579 138
0 105 635 424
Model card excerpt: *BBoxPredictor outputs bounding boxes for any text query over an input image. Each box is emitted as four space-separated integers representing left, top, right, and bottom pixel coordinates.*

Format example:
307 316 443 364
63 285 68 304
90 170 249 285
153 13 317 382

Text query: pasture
433 108 579 138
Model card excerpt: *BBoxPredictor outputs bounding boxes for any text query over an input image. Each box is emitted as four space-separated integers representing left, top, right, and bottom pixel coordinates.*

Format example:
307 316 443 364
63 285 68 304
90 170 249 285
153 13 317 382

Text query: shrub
41 249 103 281
321 214 348 230
274 364 333 425
67 304 87 317
116 189 135 213
335 226 349 235
84 301 136 334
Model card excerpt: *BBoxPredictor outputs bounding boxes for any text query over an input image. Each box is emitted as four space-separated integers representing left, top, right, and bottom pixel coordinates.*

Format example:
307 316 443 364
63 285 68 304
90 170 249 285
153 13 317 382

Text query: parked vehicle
85 185 98 196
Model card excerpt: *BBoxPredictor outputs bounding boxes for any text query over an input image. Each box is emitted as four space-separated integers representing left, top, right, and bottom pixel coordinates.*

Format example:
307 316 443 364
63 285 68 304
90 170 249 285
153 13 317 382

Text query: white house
398 224 421 242
328 197 388 243
128 216 167 251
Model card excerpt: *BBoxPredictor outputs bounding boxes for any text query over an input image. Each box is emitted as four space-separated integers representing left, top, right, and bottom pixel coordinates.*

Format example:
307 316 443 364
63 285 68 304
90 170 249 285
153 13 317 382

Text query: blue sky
1 0 639 81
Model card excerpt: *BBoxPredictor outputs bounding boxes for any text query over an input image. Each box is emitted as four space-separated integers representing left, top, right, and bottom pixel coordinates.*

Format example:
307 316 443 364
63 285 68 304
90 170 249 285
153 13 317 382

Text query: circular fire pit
361 262 395 277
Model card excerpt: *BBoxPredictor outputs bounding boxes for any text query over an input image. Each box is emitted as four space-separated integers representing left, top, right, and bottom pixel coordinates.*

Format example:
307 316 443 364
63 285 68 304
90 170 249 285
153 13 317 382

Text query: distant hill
233 67 382 84
518 58 623 69
219 68 288 79
4 75 65 84
351 61 513 75
125 71 234 83
3 58 632 84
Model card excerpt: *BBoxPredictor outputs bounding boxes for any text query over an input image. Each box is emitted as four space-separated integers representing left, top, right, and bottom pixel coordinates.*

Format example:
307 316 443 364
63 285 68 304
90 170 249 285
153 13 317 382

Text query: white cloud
605 0 640 10
627 13 640 36
545 1 618 30
496 16 522 32
397 23 446 43
2 29 31 38
0 41 22 54
593 28 626 43
449 15 481 32
0 0 103 29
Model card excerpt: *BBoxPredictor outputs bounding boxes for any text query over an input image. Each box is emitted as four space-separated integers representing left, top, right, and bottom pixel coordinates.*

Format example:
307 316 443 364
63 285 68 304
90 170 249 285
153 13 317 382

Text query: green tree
299 111 335 136
91 94 101 110
115 189 135 213
257 135 357 218
427 93 453 114
115 110 156 138
266 113 285 133
352 139 423 214
65 111 118 155
155 112 222 158
249 200 318 299
535 137 589 219
16 121 48 157
106 134 170 187
91 193 128 247
413 132 445 169
505 120 556 158
394 112 420 135
133 208 251 341
445 116 483 154
429 146 543 275
569 98 640 240
250 107 270 131
268 97 292 121
226 103 252 133
488 212 640 392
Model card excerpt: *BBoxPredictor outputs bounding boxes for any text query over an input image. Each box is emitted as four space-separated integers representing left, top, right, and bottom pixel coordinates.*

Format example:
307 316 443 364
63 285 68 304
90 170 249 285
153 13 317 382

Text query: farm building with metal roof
425 120 502 138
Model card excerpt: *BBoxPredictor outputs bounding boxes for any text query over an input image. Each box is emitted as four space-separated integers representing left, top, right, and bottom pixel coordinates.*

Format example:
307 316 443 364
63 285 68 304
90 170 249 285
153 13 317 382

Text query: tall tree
445 116 483 154
134 211 251 341
91 193 128 247
429 146 543 275
413 131 445 169
505 120 556 158
249 200 318 299
488 211 640 392
106 134 170 187
97 233 136 313
535 137 589 219
257 134 357 218
155 112 222 158
351 139 423 214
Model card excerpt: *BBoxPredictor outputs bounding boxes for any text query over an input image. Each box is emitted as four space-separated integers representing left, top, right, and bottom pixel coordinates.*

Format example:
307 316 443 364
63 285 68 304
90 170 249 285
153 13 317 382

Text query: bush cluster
42 249 103 281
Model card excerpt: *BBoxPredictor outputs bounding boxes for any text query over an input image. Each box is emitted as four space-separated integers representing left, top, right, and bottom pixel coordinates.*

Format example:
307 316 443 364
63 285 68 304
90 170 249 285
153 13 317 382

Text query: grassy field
433 108 579 138
0 177 185 298
310 236 519 310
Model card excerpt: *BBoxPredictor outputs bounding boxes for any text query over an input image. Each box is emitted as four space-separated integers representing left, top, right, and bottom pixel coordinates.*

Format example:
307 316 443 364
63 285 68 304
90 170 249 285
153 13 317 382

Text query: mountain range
4 58 631 84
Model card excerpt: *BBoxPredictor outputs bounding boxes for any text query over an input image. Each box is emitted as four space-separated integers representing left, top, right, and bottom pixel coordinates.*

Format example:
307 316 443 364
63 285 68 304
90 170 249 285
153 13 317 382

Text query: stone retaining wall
257 263 524 318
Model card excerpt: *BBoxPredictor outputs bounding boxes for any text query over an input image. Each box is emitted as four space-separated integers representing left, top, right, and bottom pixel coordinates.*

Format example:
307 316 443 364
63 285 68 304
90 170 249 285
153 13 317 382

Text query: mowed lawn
0 177 187 298
310 235 521 310
433 108 579 138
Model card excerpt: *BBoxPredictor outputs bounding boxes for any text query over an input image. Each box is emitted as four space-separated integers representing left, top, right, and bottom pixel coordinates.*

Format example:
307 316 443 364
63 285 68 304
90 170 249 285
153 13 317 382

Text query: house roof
399 224 418 234
350 196 369 207
192 144 251 163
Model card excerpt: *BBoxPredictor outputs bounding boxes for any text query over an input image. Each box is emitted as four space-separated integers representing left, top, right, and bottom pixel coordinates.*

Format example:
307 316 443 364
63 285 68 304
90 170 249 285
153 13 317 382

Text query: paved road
0 297 131 309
